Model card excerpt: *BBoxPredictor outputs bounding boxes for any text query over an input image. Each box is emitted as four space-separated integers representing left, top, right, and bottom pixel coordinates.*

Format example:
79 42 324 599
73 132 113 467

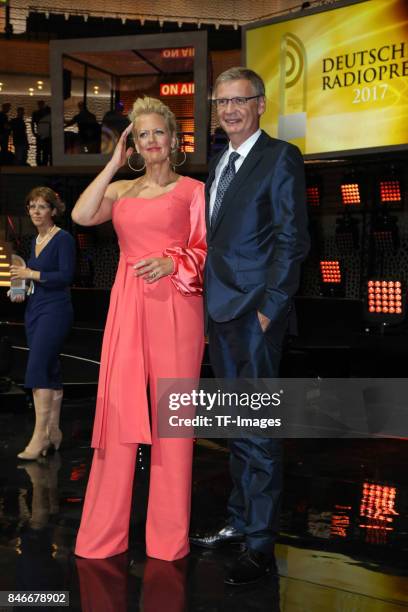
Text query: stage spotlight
380 180 401 204
335 213 359 251
341 178 361 206
371 212 399 251
378 166 403 209
306 177 321 207
307 185 320 207
359 481 399 544
320 260 344 296
320 260 341 283
366 279 405 328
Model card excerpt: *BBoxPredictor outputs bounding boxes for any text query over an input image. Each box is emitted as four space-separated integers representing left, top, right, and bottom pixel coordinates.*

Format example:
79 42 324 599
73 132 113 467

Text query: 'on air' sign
160 82 195 96
161 48 195 58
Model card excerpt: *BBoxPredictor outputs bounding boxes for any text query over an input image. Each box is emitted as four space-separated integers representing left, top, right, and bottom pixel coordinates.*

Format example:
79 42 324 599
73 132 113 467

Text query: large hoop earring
127 152 146 172
170 148 187 168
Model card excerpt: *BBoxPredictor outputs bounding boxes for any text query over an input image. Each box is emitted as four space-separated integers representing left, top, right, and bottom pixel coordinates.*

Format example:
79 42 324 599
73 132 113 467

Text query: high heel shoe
48 427 62 451
17 436 51 461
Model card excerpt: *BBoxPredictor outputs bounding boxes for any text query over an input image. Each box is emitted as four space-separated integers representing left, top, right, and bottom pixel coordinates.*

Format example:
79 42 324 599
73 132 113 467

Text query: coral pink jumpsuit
75 176 206 561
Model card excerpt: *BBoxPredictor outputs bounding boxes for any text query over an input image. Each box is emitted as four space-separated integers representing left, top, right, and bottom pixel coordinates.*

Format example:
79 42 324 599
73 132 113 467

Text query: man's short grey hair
213 67 265 97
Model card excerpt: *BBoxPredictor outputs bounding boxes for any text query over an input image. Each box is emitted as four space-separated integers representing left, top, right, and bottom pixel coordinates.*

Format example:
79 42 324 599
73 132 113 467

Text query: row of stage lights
306 176 403 208
313 169 406 327
308 171 404 254
337 180 401 206
28 81 44 95
334 212 400 252
0 79 104 97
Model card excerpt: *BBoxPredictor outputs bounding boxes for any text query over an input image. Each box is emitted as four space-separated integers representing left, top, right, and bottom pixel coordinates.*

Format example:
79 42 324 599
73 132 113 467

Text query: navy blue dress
24 229 76 389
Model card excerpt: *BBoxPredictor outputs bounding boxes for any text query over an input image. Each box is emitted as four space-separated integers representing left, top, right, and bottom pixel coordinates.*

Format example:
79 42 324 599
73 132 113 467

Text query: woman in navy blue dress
10 187 75 460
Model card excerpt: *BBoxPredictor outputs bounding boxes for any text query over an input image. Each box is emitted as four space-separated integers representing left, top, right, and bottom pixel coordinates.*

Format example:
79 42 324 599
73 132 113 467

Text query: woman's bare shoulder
106 179 141 201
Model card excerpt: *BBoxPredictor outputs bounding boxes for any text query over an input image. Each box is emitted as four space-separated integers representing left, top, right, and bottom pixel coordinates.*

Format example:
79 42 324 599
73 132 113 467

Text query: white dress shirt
209 128 262 218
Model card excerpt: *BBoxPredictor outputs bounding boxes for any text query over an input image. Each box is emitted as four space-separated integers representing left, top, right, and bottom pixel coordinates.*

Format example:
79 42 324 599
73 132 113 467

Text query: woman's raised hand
71 122 135 226
109 123 135 171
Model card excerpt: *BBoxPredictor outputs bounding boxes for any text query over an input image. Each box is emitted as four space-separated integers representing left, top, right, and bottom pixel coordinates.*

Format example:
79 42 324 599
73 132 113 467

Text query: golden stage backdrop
245 0 408 156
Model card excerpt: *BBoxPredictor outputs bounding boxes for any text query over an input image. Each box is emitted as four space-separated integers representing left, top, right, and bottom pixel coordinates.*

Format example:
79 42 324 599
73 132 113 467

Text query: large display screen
244 0 408 157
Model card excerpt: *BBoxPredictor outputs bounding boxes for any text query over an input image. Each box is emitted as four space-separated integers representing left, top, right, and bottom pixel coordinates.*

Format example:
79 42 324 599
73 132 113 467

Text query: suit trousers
208 309 283 555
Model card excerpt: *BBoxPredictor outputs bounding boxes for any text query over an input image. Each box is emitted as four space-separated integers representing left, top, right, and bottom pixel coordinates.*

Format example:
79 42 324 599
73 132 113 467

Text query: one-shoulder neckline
116 175 189 203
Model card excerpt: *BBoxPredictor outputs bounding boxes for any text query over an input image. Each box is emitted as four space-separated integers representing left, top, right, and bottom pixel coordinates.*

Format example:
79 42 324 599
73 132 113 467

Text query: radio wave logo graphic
283 33 306 89
278 32 307 147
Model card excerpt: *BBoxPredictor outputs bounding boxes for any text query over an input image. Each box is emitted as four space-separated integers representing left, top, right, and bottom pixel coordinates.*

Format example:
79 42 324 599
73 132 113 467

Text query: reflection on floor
0 395 406 611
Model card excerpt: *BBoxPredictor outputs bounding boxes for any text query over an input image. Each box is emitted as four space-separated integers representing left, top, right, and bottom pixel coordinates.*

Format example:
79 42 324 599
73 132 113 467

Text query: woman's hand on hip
133 257 174 283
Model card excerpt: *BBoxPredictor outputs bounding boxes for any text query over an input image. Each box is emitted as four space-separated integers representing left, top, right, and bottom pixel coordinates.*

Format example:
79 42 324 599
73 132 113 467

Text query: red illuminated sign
161 48 195 59
160 82 195 96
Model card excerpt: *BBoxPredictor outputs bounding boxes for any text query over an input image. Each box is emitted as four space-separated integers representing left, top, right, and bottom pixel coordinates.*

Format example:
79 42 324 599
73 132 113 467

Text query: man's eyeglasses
213 95 261 108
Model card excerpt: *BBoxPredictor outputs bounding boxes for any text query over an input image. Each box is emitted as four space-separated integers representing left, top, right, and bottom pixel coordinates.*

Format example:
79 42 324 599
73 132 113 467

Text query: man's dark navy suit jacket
204 130 310 342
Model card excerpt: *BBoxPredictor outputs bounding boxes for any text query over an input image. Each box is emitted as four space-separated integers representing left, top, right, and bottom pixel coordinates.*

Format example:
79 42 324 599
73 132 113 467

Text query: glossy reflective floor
0 322 407 610
0 392 407 612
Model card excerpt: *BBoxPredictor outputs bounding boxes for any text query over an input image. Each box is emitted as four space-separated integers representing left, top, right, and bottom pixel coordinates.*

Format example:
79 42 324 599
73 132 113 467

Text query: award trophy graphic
0 242 26 301
278 32 307 151
10 253 27 300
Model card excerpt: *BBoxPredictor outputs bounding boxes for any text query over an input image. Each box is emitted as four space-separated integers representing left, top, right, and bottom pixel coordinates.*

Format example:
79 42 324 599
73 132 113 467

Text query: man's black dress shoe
189 525 245 549
224 548 276 585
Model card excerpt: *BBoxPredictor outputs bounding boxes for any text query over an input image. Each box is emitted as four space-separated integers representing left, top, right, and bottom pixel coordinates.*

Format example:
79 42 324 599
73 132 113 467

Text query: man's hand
257 310 271 332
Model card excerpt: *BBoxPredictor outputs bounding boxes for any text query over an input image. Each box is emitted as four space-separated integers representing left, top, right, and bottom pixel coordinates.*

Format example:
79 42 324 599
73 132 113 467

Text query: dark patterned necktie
211 151 240 226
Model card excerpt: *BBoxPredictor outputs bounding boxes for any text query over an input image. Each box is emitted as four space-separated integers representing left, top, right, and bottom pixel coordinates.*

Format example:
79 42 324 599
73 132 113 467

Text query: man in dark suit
0 102 11 154
31 101 51 166
190 67 310 585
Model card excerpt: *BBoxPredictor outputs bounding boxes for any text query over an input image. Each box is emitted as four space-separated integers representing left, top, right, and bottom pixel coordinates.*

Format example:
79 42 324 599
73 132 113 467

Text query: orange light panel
320 261 341 284
367 279 403 314
359 482 399 544
341 183 361 205
380 180 401 203
307 186 320 207
373 230 394 246
330 504 352 538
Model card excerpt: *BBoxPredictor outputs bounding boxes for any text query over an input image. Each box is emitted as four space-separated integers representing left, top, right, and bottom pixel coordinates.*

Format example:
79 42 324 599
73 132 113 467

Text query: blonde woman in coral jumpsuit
72 98 206 561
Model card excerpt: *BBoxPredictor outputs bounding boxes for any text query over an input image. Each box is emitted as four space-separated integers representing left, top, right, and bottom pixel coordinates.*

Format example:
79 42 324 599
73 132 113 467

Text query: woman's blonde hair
25 186 65 215
129 97 177 138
